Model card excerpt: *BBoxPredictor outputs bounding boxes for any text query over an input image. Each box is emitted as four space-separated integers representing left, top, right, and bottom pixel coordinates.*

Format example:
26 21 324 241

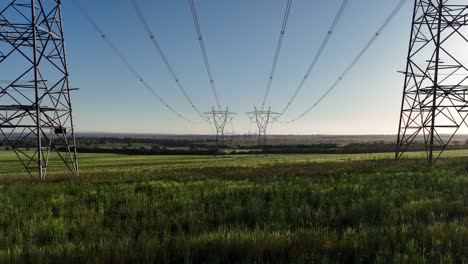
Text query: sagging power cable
277 0 408 124
129 0 209 123
277 0 352 119
260 0 293 111
188 0 222 110
72 0 191 122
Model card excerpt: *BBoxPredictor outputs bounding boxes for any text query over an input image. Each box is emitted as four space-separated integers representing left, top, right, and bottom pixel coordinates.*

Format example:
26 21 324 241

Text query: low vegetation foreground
0 151 466 263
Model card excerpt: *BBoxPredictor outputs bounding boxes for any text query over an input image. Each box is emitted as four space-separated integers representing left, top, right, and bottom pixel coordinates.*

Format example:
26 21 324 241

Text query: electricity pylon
0 0 79 179
246 107 279 146
204 107 237 147
396 0 468 165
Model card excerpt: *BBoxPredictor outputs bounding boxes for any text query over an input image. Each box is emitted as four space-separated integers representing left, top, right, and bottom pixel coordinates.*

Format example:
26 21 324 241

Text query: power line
129 0 209 123
260 0 293 110
277 0 408 124
71 0 190 122
277 0 352 118
188 0 222 110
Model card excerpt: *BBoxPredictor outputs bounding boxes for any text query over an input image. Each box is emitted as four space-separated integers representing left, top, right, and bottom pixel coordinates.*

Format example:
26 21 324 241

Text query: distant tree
151 145 161 151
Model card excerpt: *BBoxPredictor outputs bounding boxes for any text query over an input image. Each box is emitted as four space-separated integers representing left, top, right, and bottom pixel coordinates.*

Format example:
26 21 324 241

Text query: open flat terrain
0 151 467 263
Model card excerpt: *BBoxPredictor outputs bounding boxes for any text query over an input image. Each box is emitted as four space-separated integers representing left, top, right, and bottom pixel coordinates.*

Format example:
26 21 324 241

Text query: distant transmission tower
0 0 79 178
204 107 237 147
247 107 279 146
396 0 468 165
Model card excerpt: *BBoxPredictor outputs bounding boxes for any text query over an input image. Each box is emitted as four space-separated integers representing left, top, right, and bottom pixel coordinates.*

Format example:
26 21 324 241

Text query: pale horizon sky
43 1 421 135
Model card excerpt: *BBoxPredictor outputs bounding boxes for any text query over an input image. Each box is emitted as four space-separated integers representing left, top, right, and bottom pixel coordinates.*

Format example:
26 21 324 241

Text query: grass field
0 151 467 263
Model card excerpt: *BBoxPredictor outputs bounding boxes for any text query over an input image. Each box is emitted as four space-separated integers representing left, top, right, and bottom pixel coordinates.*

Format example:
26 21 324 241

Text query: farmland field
0 151 467 263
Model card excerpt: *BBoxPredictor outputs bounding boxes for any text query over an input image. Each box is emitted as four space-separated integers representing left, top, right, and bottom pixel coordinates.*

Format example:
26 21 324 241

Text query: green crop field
0 151 467 263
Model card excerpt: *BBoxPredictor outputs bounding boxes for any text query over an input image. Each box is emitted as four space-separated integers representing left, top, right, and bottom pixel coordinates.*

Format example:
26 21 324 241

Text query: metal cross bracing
396 0 468 165
0 0 78 179
225 115 239 146
246 107 279 146
204 107 237 148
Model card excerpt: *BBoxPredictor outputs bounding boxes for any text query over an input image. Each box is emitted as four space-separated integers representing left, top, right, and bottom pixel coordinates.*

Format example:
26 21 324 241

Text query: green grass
0 151 467 263
6 150 468 176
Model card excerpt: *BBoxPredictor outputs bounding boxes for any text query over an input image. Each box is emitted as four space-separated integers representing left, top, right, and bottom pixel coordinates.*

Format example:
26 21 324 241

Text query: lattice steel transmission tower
396 0 468 165
0 0 79 178
247 107 279 146
204 107 236 147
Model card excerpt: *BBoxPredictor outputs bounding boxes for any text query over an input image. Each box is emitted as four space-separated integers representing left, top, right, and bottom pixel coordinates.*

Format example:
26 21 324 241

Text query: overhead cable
277 0 408 123
71 0 190 122
188 0 222 110
129 0 209 123
277 0 352 118
260 0 293 110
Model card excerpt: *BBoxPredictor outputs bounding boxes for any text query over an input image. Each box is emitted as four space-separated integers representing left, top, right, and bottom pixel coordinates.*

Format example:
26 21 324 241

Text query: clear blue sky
57 0 414 134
